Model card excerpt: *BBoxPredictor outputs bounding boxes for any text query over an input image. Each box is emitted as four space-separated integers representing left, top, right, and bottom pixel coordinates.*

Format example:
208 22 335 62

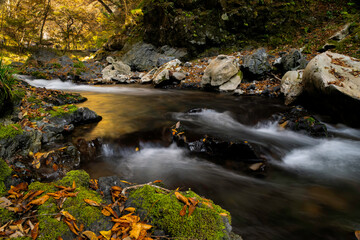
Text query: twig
270 73 282 82
121 182 171 196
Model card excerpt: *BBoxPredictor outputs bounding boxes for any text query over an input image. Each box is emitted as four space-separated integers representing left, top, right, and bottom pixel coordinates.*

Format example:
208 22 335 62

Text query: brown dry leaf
188 204 196 217
64 220 78 235
14 182 28 192
57 237 63 240
188 197 199 207
26 190 44 202
31 222 39 240
31 159 41 169
124 207 135 212
100 230 111 240
101 208 111 217
10 231 24 238
60 210 76 221
153 180 162 183
82 231 98 240
52 164 58 171
28 195 50 206
104 206 118 218
179 204 187 216
355 231 360 240
89 179 99 190
84 199 101 207
175 192 189 205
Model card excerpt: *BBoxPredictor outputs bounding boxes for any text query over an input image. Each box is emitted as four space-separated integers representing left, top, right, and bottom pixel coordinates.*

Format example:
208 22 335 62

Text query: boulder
303 52 360 101
281 70 304 105
329 23 352 42
152 59 182 86
112 61 131 74
172 71 186 81
241 48 272 78
202 55 241 91
303 51 360 126
121 42 187 71
141 67 158 84
101 60 131 82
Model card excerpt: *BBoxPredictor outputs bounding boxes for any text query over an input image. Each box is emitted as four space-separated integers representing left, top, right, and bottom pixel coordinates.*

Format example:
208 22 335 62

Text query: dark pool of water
26 79 360 240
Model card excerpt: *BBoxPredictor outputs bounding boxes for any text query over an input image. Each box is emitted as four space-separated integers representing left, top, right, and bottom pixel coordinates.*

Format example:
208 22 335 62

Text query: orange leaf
64 220 78 235
52 164 58 171
153 180 162 183
82 231 98 240
101 208 111 217
84 199 101 207
129 223 141 239
188 204 196 216
124 207 136 212
111 186 122 192
60 210 77 221
175 192 189 205
100 230 111 240
188 197 199 207
355 231 360 240
28 195 50 206
31 222 39 240
179 204 187 216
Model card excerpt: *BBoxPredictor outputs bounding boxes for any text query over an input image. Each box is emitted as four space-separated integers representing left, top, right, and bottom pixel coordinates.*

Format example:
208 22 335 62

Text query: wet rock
241 48 272 78
157 56 176 67
281 70 304 105
202 55 242 91
101 60 131 82
98 176 130 204
278 106 328 137
76 138 102 163
172 71 186 81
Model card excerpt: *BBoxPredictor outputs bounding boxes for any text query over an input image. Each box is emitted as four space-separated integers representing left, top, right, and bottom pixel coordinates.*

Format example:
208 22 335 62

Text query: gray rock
153 69 170 85
241 48 272 77
98 176 130 204
112 61 131 74
157 57 176 67
202 55 241 91
281 70 304 105
152 59 182 86
275 49 308 72
172 72 186 81
58 56 74 67
121 42 187 71
106 56 116 64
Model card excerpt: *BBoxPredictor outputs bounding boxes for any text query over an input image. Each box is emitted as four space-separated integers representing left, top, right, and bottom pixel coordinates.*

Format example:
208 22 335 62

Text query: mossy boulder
28 170 111 240
0 158 12 195
127 185 233 240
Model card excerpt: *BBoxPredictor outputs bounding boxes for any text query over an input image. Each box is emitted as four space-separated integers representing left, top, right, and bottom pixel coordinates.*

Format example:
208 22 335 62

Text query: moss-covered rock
0 208 14 225
28 170 109 240
0 158 12 195
0 123 23 140
128 185 232 240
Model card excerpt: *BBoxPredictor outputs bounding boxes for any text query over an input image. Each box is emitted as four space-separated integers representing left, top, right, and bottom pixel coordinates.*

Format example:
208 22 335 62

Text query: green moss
33 104 78 120
28 170 104 239
31 71 49 79
51 63 62 69
58 170 89 187
0 124 23 140
129 185 231 240
0 207 14 225
0 158 12 195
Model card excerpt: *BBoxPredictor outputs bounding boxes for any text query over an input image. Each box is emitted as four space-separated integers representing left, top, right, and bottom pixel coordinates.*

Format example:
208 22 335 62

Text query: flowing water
26 78 360 240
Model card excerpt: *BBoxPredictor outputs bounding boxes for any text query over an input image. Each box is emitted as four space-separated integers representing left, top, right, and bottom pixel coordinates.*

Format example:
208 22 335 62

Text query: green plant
0 59 16 102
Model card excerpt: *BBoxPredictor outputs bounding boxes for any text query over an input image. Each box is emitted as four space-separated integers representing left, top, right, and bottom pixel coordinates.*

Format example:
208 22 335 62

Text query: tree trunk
39 0 51 45
97 0 113 14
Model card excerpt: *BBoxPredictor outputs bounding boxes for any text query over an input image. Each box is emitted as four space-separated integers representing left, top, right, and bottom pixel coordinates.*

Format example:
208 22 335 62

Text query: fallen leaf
60 210 77 221
355 231 360 240
153 180 162 183
31 222 39 240
82 231 98 240
84 199 101 207
129 224 141 239
219 213 228 217
111 186 122 192
179 204 187 216
124 207 135 212
28 195 50 206
175 121 180 129
64 220 78 235
175 192 189 205
101 208 111 217
10 231 24 238
188 204 196 216
100 230 111 240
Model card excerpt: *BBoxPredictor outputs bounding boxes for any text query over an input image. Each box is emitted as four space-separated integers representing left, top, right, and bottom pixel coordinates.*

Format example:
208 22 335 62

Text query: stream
26 79 360 240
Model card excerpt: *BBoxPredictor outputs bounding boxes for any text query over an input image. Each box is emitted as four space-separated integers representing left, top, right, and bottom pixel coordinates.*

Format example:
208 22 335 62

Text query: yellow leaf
84 199 101 207
175 192 189 205
60 210 77 221
129 223 141 239
31 159 41 169
82 231 98 240
124 207 136 212
219 213 228 217
100 230 111 240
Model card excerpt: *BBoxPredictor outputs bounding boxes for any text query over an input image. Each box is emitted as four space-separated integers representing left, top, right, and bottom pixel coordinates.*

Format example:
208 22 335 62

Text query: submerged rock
277 106 328 137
